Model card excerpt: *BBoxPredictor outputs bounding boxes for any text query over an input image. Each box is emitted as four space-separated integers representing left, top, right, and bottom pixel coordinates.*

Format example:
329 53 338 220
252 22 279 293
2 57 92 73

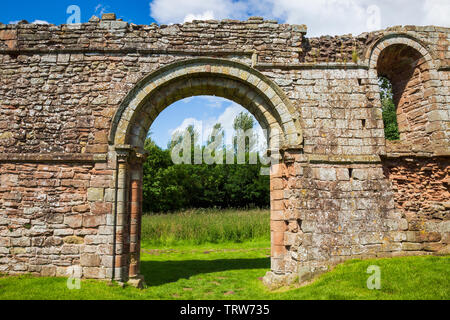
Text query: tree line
142 112 270 213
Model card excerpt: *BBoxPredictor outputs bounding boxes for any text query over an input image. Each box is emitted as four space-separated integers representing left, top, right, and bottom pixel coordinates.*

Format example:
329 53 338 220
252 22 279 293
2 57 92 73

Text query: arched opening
108 58 302 284
378 76 399 141
376 43 431 145
143 96 270 212
138 96 271 288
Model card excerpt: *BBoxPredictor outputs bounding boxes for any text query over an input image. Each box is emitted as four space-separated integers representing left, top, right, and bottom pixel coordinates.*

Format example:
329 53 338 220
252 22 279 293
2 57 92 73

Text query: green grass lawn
0 240 448 300
0 209 449 300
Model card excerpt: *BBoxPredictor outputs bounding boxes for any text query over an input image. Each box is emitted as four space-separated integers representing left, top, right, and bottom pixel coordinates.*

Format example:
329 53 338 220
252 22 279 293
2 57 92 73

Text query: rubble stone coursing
0 15 448 288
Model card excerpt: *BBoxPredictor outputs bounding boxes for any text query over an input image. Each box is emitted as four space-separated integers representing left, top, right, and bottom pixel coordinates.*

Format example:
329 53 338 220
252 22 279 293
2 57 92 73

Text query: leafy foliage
142 112 270 213
379 76 400 141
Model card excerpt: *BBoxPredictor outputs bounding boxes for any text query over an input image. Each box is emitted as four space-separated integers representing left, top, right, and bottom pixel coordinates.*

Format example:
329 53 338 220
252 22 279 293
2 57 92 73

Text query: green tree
233 111 257 156
141 111 270 213
379 76 400 141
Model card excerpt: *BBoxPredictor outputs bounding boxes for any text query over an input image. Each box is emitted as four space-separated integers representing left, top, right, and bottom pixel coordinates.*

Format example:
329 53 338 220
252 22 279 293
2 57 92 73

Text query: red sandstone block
270 178 284 191
271 258 285 273
58 171 75 179
74 173 91 180
0 174 18 187
98 244 113 255
94 117 111 129
83 267 104 279
91 202 112 215
423 242 445 252
37 165 60 172
61 193 84 202
73 204 90 213
64 215 82 228
54 207 72 214
41 266 56 277
83 215 106 228
131 188 140 204
80 253 100 267
271 200 284 211
271 220 287 232
130 203 140 215
61 180 89 188
92 169 115 176
0 30 17 41
270 164 285 178
272 231 285 246
94 131 109 144
115 255 126 267
90 177 112 188
131 180 140 189
270 190 284 201
33 172 55 179
85 144 108 153
271 210 285 221
271 245 286 258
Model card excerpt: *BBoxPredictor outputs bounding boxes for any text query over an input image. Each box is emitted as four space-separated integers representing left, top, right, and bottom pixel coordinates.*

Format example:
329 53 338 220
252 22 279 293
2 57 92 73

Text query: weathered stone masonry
0 15 448 288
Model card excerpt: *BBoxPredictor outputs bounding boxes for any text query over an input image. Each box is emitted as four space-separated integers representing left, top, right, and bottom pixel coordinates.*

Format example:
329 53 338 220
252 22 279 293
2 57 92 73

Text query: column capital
115 144 134 164
131 151 149 165
114 145 149 165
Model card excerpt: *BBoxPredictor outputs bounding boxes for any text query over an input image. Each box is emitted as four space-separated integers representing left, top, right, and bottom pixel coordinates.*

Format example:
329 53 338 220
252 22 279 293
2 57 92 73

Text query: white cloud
32 20 49 25
423 0 450 26
150 0 248 25
150 0 449 36
95 4 110 16
181 96 229 108
184 10 215 23
9 20 49 25
268 0 367 36
202 96 228 109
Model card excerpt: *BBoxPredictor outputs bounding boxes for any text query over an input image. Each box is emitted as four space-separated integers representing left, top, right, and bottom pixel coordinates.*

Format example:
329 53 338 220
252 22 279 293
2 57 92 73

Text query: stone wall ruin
0 15 448 288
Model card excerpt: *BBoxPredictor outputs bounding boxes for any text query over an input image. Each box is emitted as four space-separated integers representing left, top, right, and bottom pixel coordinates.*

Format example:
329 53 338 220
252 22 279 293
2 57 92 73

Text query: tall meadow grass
141 208 270 246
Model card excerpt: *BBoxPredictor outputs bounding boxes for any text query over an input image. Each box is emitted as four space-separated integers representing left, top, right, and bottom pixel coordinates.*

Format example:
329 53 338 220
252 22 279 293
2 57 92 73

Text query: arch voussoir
110 58 303 151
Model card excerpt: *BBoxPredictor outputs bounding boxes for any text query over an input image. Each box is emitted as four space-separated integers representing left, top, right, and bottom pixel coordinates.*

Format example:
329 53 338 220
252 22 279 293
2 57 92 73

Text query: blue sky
149 97 264 150
2 0 448 35
1 1 157 25
2 0 448 147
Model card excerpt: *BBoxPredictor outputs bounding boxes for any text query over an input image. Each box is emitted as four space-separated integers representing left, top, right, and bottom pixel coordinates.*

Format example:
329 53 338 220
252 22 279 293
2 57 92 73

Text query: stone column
114 147 131 282
128 153 146 288
129 179 140 278
270 163 287 274
128 154 145 279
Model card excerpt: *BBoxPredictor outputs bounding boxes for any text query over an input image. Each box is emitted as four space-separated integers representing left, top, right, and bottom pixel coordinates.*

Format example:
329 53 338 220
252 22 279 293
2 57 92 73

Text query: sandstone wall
0 161 114 278
0 16 448 286
382 157 449 252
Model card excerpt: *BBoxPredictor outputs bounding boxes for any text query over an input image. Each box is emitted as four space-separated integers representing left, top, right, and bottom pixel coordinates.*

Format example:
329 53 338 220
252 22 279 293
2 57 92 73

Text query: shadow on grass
141 258 270 286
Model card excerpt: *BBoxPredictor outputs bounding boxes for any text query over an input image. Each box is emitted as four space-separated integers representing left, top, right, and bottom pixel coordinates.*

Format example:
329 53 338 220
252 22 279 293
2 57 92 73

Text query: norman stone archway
366 34 446 155
0 16 448 289
108 58 303 283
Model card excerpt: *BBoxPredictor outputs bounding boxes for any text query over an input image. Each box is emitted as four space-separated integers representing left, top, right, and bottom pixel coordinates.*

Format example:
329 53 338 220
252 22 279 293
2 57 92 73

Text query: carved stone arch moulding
366 33 438 70
109 58 303 153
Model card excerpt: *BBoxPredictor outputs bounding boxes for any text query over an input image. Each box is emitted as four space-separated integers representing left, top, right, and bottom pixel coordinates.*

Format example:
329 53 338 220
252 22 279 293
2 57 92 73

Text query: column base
262 271 298 290
127 274 146 289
